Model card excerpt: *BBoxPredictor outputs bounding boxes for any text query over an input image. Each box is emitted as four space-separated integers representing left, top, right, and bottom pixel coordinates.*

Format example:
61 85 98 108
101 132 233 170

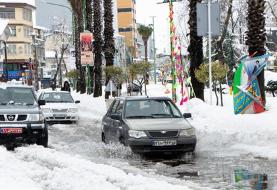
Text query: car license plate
153 140 177 146
0 128 23 134
54 114 66 117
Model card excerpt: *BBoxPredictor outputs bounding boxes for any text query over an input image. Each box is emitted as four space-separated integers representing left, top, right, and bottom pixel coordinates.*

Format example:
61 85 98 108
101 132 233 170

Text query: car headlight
29 114 44 122
128 130 147 138
179 128 196 137
42 108 52 113
68 108 78 113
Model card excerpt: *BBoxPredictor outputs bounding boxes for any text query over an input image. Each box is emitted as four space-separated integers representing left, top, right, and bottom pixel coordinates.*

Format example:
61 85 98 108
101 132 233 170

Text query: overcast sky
136 0 171 54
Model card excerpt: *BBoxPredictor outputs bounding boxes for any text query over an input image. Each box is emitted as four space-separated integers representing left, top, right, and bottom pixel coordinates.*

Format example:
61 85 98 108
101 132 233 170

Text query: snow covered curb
185 98 277 159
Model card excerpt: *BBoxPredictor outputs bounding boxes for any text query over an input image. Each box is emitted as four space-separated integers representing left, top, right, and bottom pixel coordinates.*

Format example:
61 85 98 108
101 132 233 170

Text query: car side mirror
38 100 46 106
75 100 80 104
111 113 121 121
183 113 192 119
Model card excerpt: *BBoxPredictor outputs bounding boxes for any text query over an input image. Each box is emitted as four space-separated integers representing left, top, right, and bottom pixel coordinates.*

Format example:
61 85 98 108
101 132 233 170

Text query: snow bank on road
0 146 198 190
186 96 277 159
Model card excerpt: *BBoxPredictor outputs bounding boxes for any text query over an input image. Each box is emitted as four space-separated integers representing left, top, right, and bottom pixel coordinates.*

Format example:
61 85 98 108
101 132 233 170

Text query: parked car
101 96 196 154
127 82 141 94
0 85 48 150
39 91 80 124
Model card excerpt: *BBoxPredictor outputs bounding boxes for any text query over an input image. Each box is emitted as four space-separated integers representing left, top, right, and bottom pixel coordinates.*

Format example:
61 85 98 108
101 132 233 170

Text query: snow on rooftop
0 0 35 7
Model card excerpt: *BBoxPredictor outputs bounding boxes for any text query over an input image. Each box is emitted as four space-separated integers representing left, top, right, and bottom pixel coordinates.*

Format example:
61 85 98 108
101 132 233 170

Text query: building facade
117 0 137 58
0 1 35 82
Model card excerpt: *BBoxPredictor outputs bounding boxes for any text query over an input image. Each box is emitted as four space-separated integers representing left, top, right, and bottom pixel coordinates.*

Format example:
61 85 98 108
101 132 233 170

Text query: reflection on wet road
129 152 277 190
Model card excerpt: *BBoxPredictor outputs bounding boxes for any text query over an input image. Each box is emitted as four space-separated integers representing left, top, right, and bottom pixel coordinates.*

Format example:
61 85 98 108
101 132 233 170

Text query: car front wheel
101 132 107 144
36 126 48 147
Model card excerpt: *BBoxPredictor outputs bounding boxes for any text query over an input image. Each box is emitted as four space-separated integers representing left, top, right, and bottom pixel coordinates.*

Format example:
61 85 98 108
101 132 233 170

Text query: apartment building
0 0 35 81
117 0 137 58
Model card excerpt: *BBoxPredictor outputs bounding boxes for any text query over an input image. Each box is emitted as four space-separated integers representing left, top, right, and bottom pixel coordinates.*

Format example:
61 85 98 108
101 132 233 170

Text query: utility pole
150 16 157 84
31 33 39 90
0 40 8 81
208 0 212 104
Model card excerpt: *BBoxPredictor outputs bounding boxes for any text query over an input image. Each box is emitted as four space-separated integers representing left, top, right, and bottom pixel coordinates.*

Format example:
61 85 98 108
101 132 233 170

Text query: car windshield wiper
0 102 7 105
126 115 154 119
151 113 173 118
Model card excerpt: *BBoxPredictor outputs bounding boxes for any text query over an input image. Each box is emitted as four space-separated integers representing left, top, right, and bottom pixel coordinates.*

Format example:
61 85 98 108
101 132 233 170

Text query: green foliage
195 61 229 83
104 66 125 85
128 62 152 80
137 24 153 42
66 69 79 80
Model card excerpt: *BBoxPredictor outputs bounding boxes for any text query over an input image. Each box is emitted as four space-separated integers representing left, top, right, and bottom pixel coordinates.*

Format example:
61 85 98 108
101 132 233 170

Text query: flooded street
49 121 277 190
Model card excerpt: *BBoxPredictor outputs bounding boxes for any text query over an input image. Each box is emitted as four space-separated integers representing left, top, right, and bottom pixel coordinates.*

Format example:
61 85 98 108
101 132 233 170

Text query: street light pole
150 16 157 84
208 0 212 104
0 40 8 81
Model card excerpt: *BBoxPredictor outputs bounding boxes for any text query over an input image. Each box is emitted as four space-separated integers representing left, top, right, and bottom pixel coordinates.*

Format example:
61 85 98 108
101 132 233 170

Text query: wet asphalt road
48 121 277 190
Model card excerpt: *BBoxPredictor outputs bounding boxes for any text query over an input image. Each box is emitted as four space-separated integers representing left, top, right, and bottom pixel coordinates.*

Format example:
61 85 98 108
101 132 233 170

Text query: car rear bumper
127 136 196 153
0 123 45 145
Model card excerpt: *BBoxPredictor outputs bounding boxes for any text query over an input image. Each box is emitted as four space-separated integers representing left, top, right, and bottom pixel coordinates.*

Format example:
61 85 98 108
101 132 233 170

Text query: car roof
115 96 172 101
0 84 34 89
42 91 70 94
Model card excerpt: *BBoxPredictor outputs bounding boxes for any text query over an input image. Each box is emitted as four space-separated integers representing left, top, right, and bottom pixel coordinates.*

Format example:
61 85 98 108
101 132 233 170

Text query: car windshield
41 92 74 103
125 99 182 119
0 87 36 106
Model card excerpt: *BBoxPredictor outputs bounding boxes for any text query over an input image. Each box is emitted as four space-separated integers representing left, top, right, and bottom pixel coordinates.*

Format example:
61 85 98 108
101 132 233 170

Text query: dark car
101 96 196 154
0 85 48 150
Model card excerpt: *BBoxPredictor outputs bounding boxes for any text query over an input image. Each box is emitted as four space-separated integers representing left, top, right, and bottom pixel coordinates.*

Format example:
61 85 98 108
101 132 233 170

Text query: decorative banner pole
169 0 177 102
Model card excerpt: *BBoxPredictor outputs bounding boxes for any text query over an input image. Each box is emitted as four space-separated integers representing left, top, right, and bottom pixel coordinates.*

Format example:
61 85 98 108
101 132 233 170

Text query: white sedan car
39 91 80 123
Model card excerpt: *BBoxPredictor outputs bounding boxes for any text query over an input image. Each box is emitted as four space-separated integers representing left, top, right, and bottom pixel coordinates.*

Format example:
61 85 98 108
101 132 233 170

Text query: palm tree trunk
78 4 86 94
188 0 204 101
246 0 266 105
143 40 148 62
104 0 115 98
93 0 103 97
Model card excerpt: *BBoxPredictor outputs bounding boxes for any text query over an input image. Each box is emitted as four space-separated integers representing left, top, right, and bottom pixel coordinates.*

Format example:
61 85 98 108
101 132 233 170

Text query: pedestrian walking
61 81 71 92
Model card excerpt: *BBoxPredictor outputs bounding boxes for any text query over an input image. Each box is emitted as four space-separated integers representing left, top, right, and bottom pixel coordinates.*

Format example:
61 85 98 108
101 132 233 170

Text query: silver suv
0 85 48 150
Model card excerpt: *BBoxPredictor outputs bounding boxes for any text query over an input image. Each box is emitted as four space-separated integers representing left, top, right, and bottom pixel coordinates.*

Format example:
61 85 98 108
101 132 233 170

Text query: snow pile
185 95 277 159
71 91 107 121
0 146 200 190
265 70 277 84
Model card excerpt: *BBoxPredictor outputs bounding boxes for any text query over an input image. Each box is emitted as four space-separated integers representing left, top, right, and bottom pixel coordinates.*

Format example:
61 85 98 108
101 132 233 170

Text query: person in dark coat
61 81 71 92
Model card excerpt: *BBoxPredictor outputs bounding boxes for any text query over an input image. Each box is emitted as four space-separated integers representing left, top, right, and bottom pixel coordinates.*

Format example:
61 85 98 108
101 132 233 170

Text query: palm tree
93 0 103 97
137 24 153 62
188 0 204 101
103 0 115 67
246 0 266 105
86 0 93 32
68 0 86 93
103 0 115 98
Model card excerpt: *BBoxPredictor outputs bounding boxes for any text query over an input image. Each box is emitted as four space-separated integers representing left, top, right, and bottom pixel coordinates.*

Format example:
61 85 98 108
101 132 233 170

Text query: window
115 101 124 114
7 44 16 55
119 27 132 32
24 44 32 55
111 100 120 114
24 26 32 38
10 25 16 37
0 8 15 19
118 8 132 13
23 8 32 21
